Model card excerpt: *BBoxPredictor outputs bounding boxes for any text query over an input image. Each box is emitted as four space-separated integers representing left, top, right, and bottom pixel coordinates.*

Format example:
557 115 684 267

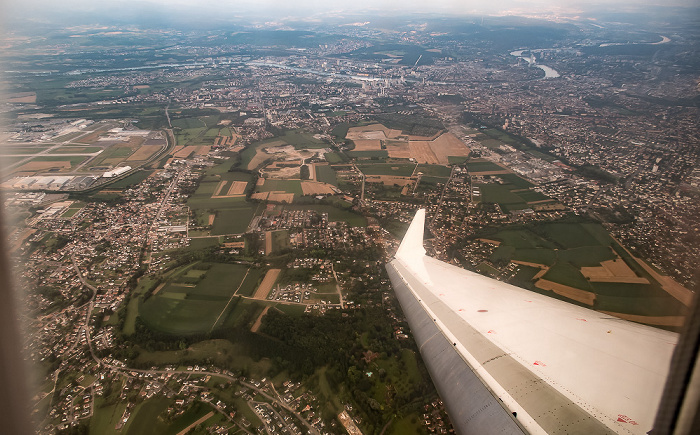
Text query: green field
315 165 338 186
269 230 290 253
279 130 327 149
467 161 507 172
49 146 102 154
108 170 154 189
498 173 535 188
482 222 685 321
139 263 263 334
257 179 303 195
123 398 171 435
477 184 527 205
347 150 389 159
211 207 258 235
417 164 452 177
516 190 551 202
356 163 415 176
324 152 347 163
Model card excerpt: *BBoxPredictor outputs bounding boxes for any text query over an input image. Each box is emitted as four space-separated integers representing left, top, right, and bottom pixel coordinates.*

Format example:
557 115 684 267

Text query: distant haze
5 0 700 22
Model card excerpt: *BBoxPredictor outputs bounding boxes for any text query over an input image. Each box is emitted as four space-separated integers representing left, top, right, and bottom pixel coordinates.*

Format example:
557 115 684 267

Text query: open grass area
347 150 389 159
542 263 593 290
211 206 257 235
448 155 469 165
516 190 550 202
324 152 348 163
90 397 129 435
139 263 262 334
477 184 527 205
257 179 303 194
315 165 338 186
108 170 154 189
123 398 171 435
467 160 507 172
483 221 685 321
498 173 535 188
280 130 327 149
356 163 415 176
417 164 451 177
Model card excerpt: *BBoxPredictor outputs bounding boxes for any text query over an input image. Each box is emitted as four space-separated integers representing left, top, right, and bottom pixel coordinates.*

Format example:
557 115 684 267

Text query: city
0 2 698 434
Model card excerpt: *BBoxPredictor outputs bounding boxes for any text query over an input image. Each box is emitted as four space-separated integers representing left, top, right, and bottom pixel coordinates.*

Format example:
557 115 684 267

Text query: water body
509 50 560 79
248 61 384 82
599 35 670 47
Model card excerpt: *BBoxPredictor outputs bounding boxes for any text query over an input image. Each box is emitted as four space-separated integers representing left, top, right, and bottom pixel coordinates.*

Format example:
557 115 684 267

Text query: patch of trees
300 164 310 180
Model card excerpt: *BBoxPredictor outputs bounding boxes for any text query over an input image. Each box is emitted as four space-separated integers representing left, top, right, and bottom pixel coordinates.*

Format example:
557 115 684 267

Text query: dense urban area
1 5 698 435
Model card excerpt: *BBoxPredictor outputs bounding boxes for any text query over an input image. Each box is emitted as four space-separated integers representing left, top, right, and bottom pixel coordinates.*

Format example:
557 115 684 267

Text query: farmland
483 222 687 323
138 262 264 335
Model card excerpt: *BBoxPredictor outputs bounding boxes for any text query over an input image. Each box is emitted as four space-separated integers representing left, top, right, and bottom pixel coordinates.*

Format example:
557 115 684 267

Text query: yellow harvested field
133 85 150 89
409 141 440 164
386 142 412 159
174 145 198 158
600 311 685 328
196 145 211 156
227 181 247 195
251 306 271 332
253 269 281 299
251 192 269 201
15 161 72 173
612 237 695 307
301 181 335 195
256 178 265 186
581 259 648 283
535 279 596 306
267 192 294 203
208 214 215 225
346 124 403 140
7 92 36 103
352 139 383 151
248 140 286 170
427 132 470 165
127 145 160 161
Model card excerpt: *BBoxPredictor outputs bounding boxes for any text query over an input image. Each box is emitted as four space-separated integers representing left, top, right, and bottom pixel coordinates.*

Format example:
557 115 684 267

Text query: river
510 50 560 79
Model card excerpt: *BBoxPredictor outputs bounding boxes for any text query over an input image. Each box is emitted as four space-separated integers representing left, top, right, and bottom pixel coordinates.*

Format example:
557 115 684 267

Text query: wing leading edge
386 209 677 435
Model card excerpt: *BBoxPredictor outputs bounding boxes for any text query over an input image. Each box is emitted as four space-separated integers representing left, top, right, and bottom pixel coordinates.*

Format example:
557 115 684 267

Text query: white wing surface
386 209 677 435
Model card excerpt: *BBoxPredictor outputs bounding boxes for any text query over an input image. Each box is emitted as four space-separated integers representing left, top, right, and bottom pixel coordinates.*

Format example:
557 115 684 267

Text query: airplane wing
386 209 677 434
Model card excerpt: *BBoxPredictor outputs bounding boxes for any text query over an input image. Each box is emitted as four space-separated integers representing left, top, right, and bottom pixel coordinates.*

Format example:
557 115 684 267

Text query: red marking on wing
533 361 546 367
487 330 496 334
617 415 638 425
577 318 587 322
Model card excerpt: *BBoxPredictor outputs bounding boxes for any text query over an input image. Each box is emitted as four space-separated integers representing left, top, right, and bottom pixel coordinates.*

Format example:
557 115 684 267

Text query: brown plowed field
352 139 383 151
301 181 335 195
227 181 248 195
409 141 440 164
127 145 160 161
428 132 470 165
253 269 281 299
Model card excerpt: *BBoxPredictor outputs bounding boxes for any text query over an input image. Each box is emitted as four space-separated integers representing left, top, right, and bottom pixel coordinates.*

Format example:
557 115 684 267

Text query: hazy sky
7 0 699 17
